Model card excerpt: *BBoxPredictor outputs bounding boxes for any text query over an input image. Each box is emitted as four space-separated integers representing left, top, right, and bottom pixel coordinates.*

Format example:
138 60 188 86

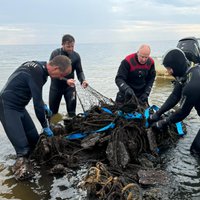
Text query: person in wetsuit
49 34 88 117
115 44 156 105
150 48 200 155
0 55 72 180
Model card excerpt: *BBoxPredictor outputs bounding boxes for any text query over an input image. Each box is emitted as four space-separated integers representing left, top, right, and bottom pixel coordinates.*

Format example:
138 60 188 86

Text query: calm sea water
0 41 200 199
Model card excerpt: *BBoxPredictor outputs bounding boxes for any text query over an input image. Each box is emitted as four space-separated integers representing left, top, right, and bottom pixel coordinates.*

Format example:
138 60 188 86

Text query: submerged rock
138 169 169 186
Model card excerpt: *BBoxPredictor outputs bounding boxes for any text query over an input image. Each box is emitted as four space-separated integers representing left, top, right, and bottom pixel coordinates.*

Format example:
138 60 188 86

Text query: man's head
162 48 189 77
47 55 72 79
62 34 75 54
137 44 151 64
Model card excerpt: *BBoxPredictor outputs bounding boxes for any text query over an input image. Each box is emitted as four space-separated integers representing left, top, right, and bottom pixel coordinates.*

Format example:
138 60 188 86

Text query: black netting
76 84 115 113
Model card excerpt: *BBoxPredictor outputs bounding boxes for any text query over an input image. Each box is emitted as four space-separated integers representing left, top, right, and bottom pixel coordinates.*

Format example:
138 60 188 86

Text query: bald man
115 44 156 105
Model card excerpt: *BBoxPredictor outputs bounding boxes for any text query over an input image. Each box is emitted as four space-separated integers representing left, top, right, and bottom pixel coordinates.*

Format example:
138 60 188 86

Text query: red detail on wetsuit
125 53 154 72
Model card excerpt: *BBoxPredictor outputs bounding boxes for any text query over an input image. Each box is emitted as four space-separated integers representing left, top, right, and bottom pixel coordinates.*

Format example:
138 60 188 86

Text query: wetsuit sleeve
27 66 48 128
157 81 182 116
168 82 196 123
115 60 131 92
144 62 156 96
75 54 86 83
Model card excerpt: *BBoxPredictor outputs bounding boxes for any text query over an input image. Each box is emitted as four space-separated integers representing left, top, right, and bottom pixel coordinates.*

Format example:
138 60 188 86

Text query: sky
0 0 200 45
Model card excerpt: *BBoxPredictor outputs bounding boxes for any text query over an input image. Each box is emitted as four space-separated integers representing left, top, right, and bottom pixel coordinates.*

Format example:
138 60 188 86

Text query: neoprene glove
43 127 54 137
44 104 53 118
139 93 148 103
125 88 135 101
151 118 169 129
149 112 160 124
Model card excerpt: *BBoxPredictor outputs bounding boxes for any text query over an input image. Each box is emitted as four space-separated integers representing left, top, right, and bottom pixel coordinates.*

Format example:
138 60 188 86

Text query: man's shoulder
70 51 81 61
72 51 80 58
51 48 62 55
125 53 136 60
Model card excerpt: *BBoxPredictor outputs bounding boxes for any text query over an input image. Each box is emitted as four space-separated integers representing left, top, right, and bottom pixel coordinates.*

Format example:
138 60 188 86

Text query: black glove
151 118 169 129
125 88 134 101
139 93 148 103
148 112 160 124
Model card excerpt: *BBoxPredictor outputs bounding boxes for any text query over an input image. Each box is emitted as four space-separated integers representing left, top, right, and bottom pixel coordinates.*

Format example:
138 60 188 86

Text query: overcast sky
0 0 200 45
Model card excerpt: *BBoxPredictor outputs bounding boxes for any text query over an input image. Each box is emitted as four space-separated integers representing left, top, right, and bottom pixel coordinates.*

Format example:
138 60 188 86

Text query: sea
0 40 200 200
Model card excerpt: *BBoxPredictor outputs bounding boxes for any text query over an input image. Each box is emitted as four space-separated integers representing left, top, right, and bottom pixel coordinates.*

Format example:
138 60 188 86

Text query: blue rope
65 121 116 140
117 110 143 119
101 107 114 115
65 132 87 140
175 122 184 136
144 105 159 128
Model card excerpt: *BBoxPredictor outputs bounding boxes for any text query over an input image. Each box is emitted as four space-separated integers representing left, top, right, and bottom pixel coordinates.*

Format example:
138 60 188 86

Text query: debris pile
31 86 184 199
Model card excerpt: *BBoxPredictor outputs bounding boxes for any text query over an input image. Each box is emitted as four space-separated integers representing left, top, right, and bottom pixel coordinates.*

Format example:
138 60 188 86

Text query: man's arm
144 61 156 96
168 83 195 123
74 53 86 84
115 60 132 92
28 64 48 128
49 49 61 60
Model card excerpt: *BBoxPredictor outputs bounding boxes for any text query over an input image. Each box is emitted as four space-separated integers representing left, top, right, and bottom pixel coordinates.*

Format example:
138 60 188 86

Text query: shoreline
154 58 173 79
156 70 173 79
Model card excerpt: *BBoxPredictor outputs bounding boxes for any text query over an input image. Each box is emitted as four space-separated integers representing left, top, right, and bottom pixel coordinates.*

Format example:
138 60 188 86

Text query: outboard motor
177 37 200 64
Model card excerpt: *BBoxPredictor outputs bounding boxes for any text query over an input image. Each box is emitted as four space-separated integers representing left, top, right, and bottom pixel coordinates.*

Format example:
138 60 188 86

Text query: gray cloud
0 0 200 44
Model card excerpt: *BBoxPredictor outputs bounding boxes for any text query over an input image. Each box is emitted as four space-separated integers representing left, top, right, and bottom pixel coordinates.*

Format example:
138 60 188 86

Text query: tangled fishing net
31 83 185 199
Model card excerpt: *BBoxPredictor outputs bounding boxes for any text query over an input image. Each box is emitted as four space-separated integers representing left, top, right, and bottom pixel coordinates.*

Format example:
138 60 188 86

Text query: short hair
49 55 71 72
62 34 75 45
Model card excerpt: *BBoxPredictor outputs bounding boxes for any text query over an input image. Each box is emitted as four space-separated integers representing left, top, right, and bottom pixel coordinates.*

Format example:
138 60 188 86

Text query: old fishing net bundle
31 84 185 199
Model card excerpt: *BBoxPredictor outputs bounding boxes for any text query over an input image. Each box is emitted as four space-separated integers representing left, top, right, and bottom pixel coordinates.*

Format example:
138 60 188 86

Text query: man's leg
64 86 76 117
0 108 30 157
190 129 200 154
0 103 34 180
22 109 39 153
49 88 63 114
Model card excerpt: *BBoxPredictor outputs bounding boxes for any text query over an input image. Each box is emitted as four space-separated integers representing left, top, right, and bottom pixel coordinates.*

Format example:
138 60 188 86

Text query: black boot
12 157 34 181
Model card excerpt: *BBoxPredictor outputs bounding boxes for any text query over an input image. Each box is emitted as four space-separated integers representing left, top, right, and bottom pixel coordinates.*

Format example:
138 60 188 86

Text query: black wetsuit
115 53 156 103
157 65 200 152
0 61 49 157
49 48 85 117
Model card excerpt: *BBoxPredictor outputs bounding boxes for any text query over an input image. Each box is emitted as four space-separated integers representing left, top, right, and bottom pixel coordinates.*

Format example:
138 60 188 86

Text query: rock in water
138 169 168 186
